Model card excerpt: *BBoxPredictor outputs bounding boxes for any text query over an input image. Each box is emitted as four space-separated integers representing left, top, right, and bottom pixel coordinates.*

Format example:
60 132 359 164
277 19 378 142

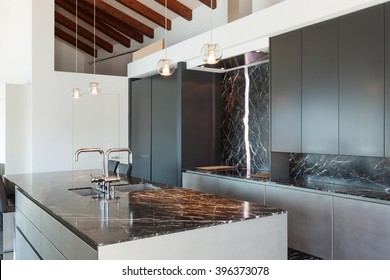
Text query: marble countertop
7 170 285 249
187 169 390 203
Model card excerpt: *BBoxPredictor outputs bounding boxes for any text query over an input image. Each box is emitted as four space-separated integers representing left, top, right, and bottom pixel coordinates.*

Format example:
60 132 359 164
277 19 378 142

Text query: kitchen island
7 170 287 260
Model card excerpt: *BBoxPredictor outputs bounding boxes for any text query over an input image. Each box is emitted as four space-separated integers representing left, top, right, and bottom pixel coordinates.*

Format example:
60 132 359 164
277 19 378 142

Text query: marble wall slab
290 153 390 188
220 63 270 174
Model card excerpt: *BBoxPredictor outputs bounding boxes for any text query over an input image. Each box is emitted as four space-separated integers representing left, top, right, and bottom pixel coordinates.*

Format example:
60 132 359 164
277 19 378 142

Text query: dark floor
288 248 322 260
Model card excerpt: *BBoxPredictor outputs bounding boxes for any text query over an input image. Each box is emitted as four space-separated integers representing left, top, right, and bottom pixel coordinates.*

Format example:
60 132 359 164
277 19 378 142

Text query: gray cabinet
386 3 390 157
130 78 151 180
302 20 339 154
130 63 221 186
271 30 302 153
15 190 97 260
339 5 385 157
182 172 265 205
218 177 265 205
151 74 180 186
182 172 218 195
333 197 390 259
265 185 333 260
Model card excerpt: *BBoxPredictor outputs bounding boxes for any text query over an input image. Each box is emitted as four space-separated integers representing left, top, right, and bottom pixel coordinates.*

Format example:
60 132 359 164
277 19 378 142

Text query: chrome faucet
74 147 132 196
106 148 132 178
74 148 106 177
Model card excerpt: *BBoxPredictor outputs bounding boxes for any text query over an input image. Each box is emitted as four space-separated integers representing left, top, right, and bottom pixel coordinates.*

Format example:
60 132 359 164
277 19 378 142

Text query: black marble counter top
186 169 390 203
6 170 286 249
271 179 390 203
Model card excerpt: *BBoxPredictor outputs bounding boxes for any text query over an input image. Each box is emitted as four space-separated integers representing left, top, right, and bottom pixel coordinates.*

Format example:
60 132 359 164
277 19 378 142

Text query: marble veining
7 170 285 249
290 153 390 188
221 63 270 174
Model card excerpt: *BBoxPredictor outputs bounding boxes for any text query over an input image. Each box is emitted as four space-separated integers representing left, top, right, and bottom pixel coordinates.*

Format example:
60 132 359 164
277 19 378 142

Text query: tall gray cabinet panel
130 78 152 180
302 20 339 154
130 63 221 187
386 3 390 157
339 5 385 157
151 73 180 186
271 30 302 152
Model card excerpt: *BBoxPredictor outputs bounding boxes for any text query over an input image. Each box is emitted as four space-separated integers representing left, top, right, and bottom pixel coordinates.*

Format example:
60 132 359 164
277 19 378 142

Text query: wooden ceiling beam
55 12 113 53
55 27 97 57
115 0 172 30
198 0 217 9
77 0 144 43
55 0 131 48
154 0 192 21
83 0 154 39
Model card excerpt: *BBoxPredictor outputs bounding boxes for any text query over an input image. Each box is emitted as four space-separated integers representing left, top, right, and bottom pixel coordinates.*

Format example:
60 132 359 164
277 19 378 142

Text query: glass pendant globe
201 43 222 64
88 81 101 95
71 87 82 99
157 58 175 76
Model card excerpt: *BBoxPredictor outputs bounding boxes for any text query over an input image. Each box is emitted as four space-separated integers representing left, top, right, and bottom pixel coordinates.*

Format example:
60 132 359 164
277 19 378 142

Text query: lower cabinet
333 197 390 259
182 172 390 259
15 189 98 260
265 185 333 260
182 172 265 205
182 172 218 195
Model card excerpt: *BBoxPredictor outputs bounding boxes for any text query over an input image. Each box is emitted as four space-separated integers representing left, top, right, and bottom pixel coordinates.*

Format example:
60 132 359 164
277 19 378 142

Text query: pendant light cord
93 0 96 78
210 0 213 43
164 0 167 58
75 0 78 86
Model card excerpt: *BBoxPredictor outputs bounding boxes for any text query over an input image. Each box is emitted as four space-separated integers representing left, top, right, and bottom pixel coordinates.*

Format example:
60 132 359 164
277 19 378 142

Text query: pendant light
200 0 222 64
88 0 101 94
71 0 81 99
157 0 175 76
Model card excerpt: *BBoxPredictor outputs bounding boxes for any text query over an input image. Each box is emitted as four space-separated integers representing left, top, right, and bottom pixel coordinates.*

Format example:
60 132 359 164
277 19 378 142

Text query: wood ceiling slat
154 0 192 21
55 12 114 53
198 0 217 9
55 27 96 57
83 0 154 39
56 0 131 47
77 0 144 43
115 0 172 30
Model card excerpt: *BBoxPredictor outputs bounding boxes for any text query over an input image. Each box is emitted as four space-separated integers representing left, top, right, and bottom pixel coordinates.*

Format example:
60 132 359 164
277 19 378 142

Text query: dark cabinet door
386 3 390 157
302 19 339 154
130 78 152 180
271 30 302 153
151 74 180 186
339 5 385 157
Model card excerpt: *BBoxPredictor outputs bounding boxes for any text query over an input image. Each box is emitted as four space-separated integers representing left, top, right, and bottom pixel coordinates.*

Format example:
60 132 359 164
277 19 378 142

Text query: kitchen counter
8 170 287 259
188 168 390 203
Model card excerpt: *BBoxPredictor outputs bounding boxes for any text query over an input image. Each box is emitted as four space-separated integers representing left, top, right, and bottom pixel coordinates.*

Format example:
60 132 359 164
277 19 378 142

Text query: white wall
5 85 32 174
0 0 32 85
0 85 5 164
31 0 128 173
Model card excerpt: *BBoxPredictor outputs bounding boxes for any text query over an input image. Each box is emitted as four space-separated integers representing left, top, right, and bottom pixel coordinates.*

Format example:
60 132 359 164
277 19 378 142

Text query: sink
69 187 102 197
114 183 158 193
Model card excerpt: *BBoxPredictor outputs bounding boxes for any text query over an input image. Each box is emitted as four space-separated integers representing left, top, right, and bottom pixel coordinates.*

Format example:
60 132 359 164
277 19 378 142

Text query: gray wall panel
271 30 302 153
302 19 339 154
130 78 152 180
339 5 385 157
151 74 179 185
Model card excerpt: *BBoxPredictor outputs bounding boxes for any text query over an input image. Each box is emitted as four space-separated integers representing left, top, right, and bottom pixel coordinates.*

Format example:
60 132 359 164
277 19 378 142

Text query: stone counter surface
7 170 286 250
188 168 390 203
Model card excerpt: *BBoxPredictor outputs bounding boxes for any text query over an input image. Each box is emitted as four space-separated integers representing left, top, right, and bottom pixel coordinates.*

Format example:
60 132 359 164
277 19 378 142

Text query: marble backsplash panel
220 63 270 173
290 153 390 188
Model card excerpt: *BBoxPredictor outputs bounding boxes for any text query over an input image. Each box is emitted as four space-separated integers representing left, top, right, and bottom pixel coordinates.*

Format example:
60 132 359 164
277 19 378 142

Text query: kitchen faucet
106 148 132 178
75 148 106 178
74 147 132 196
